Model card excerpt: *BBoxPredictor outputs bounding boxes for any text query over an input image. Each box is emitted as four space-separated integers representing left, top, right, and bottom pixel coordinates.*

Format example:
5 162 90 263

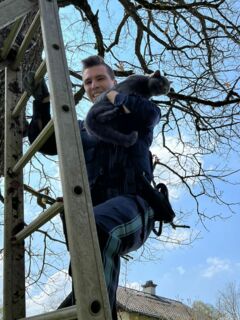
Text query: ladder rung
13 201 63 243
0 0 37 30
0 17 25 60
12 11 41 70
12 119 54 174
18 305 77 320
12 61 83 118
12 60 47 118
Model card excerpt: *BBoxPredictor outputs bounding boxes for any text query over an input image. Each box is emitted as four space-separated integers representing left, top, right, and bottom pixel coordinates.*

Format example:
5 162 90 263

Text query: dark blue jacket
28 93 160 202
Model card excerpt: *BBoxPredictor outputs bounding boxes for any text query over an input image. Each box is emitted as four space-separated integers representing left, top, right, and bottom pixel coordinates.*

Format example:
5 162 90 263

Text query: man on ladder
26 55 160 319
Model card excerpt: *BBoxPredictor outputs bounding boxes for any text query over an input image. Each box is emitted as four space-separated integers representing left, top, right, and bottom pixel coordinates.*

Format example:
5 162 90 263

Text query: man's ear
150 70 161 78
114 79 117 85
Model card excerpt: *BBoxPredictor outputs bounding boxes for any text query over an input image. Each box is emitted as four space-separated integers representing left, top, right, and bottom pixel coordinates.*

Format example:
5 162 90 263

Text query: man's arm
24 72 58 155
106 90 161 127
106 91 131 114
28 99 58 155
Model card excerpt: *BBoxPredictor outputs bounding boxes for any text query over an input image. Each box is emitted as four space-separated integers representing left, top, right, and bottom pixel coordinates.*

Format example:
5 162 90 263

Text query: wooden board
3 67 25 319
0 0 37 30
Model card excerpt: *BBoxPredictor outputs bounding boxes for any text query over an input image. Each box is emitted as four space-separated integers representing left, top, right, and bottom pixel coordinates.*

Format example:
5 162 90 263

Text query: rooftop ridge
118 285 186 305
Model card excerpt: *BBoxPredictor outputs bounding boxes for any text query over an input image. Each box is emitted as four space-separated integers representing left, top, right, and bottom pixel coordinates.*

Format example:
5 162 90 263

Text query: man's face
83 65 116 102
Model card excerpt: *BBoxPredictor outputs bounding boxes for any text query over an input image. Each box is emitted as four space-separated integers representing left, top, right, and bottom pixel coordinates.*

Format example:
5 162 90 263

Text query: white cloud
152 227 192 251
26 269 71 316
0 255 70 313
176 266 186 275
150 134 203 199
125 282 142 291
201 257 231 278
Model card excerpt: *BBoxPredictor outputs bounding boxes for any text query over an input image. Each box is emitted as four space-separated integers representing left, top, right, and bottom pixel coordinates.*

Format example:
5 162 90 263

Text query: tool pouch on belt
137 173 175 235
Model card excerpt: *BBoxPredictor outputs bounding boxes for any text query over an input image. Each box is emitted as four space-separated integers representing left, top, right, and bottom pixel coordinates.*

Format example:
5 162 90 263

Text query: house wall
118 310 158 320
118 311 130 320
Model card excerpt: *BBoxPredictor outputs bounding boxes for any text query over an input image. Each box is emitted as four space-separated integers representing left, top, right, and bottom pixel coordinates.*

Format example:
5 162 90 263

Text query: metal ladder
1 0 111 319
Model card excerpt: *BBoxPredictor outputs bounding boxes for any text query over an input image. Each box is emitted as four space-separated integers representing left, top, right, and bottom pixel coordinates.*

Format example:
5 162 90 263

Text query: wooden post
0 17 25 60
3 67 25 319
0 0 37 30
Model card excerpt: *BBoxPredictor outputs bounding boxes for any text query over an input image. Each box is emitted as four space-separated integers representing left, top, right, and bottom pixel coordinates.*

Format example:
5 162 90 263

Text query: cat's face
149 71 170 96
83 65 116 102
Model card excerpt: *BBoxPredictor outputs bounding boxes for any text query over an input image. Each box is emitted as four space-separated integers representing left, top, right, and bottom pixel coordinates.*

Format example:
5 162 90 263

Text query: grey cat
85 70 170 147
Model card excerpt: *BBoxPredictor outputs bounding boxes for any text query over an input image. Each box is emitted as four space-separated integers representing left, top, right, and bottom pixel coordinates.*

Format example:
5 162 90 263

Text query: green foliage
192 300 223 320
0 306 3 320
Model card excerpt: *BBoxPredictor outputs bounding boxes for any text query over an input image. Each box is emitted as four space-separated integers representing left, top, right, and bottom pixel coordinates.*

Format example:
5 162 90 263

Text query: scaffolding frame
1 0 111 319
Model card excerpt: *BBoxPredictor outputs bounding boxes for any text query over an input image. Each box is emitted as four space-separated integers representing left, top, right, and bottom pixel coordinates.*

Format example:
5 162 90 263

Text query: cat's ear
149 70 161 78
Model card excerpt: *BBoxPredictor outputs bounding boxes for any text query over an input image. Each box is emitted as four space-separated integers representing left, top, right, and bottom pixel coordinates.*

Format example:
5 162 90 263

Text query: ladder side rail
13 201 63 243
19 305 77 320
3 67 25 319
0 0 37 30
39 0 111 318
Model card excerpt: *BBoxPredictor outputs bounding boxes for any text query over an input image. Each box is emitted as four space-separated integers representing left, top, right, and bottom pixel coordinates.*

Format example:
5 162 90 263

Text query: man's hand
106 90 131 114
106 90 118 104
95 90 131 123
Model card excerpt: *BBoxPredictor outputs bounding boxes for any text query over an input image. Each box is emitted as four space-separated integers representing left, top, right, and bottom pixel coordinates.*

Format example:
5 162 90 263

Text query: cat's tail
95 106 119 123
121 131 138 147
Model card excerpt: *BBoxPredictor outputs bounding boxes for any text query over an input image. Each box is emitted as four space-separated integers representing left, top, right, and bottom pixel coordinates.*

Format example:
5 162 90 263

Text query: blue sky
1 2 240 316
120 194 240 306
1 171 239 314
137 148 240 306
